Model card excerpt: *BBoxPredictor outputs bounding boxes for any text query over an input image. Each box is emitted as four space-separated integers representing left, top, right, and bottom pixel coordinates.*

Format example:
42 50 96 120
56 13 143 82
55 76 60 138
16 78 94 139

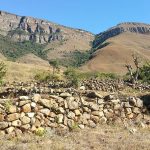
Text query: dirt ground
0 124 150 150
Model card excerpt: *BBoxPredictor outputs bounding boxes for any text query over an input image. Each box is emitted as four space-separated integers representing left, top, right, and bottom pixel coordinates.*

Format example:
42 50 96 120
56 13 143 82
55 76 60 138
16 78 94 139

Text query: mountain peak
93 22 150 48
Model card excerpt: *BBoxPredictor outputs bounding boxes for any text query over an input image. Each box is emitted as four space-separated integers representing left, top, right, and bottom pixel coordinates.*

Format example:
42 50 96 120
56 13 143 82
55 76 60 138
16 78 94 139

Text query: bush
34 71 62 82
35 127 46 136
64 68 81 88
138 63 150 83
78 71 118 80
0 61 6 84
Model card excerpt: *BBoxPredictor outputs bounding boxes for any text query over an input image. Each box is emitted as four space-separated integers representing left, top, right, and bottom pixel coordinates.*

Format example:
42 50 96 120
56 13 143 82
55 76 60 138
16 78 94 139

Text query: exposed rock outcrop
93 22 150 48
0 11 63 44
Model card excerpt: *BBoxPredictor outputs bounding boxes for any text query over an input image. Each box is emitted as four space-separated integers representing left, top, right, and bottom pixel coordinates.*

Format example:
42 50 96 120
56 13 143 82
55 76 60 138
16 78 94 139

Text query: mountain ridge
0 10 150 76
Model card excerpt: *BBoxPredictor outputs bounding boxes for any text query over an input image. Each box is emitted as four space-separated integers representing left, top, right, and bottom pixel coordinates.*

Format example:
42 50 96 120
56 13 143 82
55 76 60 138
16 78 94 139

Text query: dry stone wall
0 90 149 135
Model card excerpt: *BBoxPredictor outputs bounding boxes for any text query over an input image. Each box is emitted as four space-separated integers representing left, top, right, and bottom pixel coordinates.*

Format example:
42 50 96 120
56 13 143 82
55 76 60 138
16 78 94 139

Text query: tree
138 62 150 83
0 61 6 84
64 68 80 88
125 54 140 84
49 59 59 75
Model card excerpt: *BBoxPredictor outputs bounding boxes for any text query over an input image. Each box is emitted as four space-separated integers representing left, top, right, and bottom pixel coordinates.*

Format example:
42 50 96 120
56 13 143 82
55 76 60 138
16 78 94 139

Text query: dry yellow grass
83 32 150 74
3 60 50 82
0 125 150 150
45 28 94 59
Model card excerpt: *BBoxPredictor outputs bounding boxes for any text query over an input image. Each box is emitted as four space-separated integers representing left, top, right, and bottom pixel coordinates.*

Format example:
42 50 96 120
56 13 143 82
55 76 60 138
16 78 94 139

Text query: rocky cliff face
0 11 63 44
93 22 150 48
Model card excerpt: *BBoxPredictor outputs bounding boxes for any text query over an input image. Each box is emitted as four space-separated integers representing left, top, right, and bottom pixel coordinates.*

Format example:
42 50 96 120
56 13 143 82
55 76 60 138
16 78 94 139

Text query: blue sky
0 0 149 34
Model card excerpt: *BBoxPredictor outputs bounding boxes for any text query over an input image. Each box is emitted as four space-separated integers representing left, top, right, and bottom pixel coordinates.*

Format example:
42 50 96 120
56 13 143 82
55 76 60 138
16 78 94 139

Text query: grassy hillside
0 35 47 61
82 32 150 74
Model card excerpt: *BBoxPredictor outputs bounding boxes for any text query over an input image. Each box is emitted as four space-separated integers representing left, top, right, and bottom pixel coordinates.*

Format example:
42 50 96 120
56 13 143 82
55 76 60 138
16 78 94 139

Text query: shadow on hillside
140 94 150 113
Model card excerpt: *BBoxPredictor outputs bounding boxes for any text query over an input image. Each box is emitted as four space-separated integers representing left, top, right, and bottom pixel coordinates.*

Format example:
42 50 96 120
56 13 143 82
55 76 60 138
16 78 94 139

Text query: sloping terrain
0 10 93 81
0 10 94 63
83 23 150 74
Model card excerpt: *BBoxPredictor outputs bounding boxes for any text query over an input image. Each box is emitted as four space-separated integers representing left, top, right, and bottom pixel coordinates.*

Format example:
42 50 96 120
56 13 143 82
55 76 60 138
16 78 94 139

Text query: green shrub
78 71 118 80
34 71 62 82
64 68 81 88
0 61 6 84
49 59 60 75
0 35 47 60
35 127 46 136
138 62 150 83
4 100 13 112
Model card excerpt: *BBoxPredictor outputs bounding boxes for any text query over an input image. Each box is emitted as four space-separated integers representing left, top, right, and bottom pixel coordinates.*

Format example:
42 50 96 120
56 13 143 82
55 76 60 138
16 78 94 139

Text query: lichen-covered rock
7 113 20 121
22 103 31 113
0 122 9 129
20 116 31 124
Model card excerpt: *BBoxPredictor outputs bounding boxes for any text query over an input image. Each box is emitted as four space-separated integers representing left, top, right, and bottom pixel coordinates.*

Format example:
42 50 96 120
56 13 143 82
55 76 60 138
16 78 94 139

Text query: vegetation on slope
0 35 47 61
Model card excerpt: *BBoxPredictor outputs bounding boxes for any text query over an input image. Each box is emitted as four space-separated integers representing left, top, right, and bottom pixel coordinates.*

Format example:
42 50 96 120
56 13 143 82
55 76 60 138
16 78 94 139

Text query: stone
22 103 31 113
88 120 96 128
111 99 120 104
114 104 121 110
30 118 36 125
98 99 104 104
120 111 126 118
124 102 132 108
83 113 91 120
132 107 140 114
8 105 17 113
49 112 56 118
63 116 68 126
90 103 99 111
21 124 31 130
125 108 132 114
31 102 36 108
74 109 81 116
67 111 75 119
7 113 20 121
20 116 30 124
68 100 79 110
60 92 72 98
83 107 91 113
57 114 64 123
129 128 137 134
104 95 114 101
40 108 50 116
27 112 35 118
138 122 146 128
19 96 29 100
20 112 25 118
99 111 104 117
127 113 134 119
136 98 143 108
19 100 31 106
58 107 65 114
33 94 41 102
34 119 41 127
39 99 53 109
104 111 114 118
129 97 136 106
67 119 75 129
99 117 107 124
0 130 5 135
0 122 8 129
12 120 22 127
80 86 86 90
64 100 68 109
0 114 5 121
6 126 15 134
78 124 84 129
91 115 99 123
15 128 23 136
91 111 100 116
